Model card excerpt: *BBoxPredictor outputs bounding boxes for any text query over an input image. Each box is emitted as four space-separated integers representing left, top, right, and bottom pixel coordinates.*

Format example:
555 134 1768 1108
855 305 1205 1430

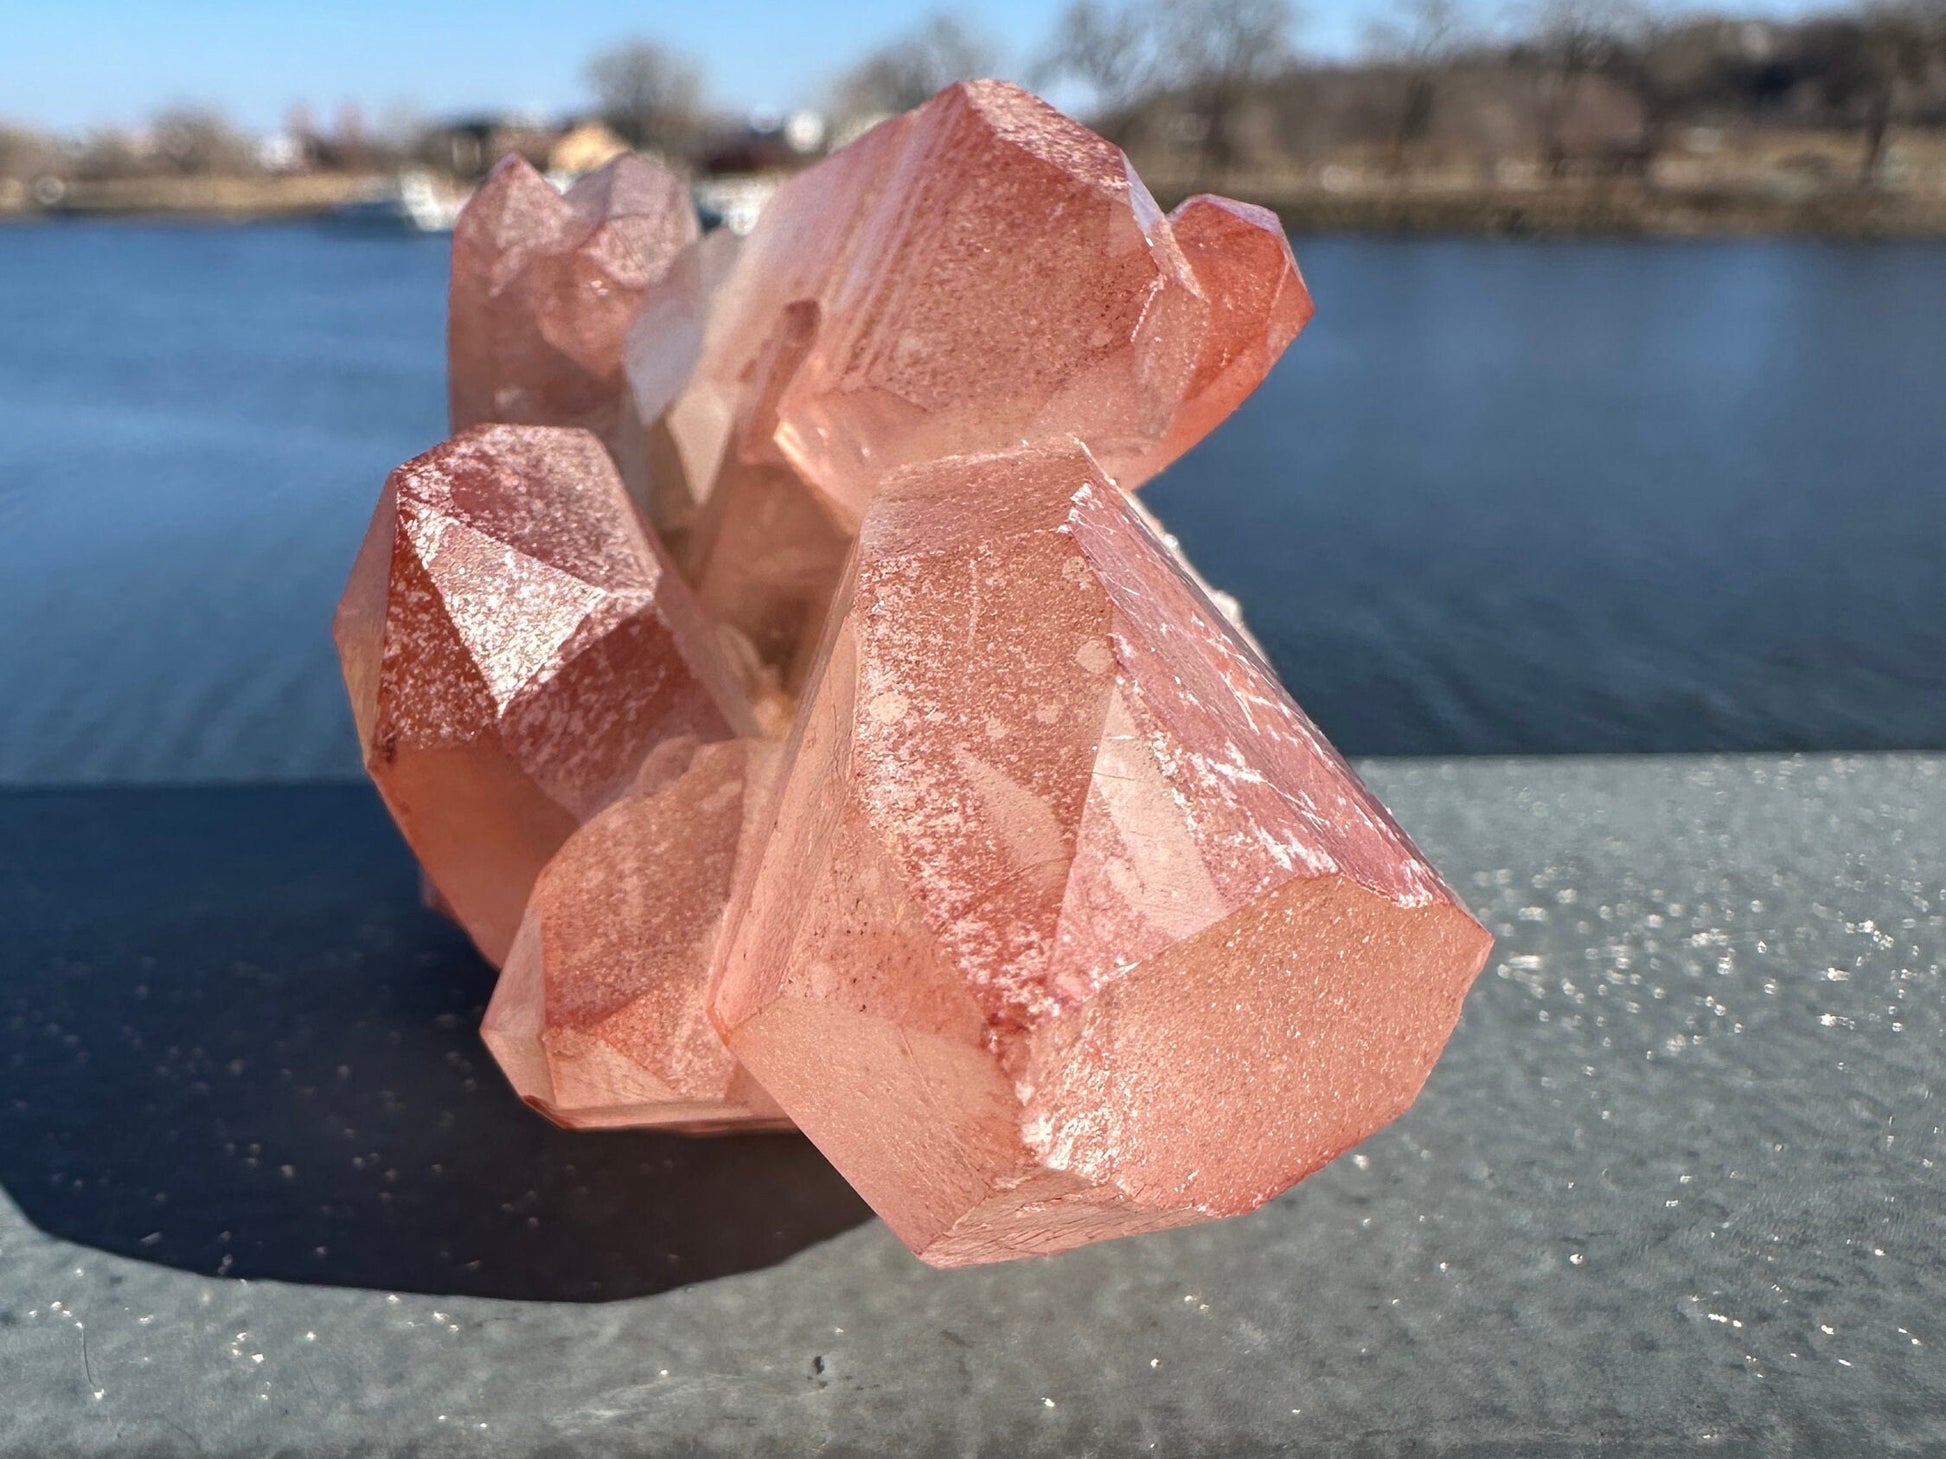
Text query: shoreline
8 169 1946 240
5 171 377 222
1152 178 1946 241
1273 186 1946 240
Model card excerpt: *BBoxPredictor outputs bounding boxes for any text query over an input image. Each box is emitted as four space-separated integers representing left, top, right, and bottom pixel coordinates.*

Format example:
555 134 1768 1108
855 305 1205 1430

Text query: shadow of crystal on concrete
0 784 872 1301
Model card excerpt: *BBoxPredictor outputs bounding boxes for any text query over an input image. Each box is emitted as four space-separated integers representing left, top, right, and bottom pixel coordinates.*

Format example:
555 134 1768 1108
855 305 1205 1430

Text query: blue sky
7 0 1829 134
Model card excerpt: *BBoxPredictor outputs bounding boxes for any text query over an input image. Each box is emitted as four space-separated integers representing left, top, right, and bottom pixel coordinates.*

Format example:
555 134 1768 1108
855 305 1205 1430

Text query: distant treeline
4 0 1943 197
1042 0 1946 187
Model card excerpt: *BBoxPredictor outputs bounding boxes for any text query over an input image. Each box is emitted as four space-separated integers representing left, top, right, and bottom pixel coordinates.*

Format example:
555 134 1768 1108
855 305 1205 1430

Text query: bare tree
0 124 62 184
587 40 705 152
1036 0 1299 165
833 12 1001 122
1160 0 1299 83
1556 0 1696 180
1167 0 1299 149
1365 0 1472 173
150 107 253 175
1850 0 1940 184
70 129 146 182
1513 0 1633 175
1036 1 1159 117
1159 0 1302 169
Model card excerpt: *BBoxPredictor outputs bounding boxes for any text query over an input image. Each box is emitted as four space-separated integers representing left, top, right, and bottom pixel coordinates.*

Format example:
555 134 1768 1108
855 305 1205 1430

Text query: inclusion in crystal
709 442 1491 1265
333 424 755 966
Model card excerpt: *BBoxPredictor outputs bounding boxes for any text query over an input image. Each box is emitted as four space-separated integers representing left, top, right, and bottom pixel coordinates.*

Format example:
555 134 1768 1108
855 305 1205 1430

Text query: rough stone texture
482 736 788 1132
713 444 1491 1264
333 424 755 965
449 153 698 462
1 755 1939 1454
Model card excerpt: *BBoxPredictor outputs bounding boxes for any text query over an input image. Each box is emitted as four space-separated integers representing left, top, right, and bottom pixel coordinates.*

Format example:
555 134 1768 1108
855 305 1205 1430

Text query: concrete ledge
0 755 1939 1455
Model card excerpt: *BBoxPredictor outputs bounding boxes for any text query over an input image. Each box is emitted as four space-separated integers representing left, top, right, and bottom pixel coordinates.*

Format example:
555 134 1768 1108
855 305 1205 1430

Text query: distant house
254 131 308 174
547 121 630 177
422 115 558 179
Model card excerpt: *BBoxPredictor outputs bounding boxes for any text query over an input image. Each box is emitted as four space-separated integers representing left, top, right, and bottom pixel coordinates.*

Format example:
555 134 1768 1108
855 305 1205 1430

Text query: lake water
2 222 1942 783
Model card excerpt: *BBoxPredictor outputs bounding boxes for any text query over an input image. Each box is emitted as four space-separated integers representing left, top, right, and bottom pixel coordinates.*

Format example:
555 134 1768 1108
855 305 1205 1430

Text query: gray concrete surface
0 755 1940 1456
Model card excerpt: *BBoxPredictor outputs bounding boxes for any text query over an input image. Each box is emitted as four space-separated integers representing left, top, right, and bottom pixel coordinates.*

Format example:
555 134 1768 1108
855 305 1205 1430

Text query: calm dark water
2 221 1942 781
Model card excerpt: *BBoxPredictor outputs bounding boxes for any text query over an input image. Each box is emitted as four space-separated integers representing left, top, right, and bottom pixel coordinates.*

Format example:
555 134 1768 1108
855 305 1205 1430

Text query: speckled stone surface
1 755 1939 1456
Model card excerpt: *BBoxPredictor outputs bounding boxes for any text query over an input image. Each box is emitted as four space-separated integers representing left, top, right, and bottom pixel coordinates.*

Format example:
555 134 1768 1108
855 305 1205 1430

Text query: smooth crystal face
333 424 755 965
449 153 699 463
622 79 1310 690
708 443 1492 1266
616 227 744 546
680 299 852 693
482 737 788 1132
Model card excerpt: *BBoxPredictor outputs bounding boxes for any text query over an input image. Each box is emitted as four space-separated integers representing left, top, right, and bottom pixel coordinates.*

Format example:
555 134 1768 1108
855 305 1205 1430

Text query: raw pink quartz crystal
337 79 1490 1262
334 424 755 965
622 79 1311 686
708 444 1492 1265
449 153 698 462
483 736 788 1131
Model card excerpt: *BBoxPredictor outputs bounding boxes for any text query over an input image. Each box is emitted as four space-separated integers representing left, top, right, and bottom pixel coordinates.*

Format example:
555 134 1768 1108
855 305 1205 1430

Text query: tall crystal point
709 443 1492 1266
623 79 1311 687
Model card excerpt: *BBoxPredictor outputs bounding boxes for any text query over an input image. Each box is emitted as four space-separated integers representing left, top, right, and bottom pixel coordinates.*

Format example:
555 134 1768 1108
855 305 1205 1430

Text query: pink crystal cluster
335 81 1492 1266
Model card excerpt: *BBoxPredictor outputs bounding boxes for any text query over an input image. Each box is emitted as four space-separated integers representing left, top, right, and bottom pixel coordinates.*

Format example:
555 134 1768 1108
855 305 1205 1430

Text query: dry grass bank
17 172 376 220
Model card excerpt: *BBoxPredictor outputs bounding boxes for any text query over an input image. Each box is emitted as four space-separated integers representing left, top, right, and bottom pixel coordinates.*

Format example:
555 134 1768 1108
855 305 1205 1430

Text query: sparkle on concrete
0 754 1939 1454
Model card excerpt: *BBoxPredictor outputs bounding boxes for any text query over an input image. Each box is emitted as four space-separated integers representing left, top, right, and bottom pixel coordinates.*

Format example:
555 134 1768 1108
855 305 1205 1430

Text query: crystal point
629 79 1309 546
1148 194 1315 477
708 443 1491 1264
617 227 744 546
333 424 754 965
683 299 852 690
482 736 789 1131
450 154 698 462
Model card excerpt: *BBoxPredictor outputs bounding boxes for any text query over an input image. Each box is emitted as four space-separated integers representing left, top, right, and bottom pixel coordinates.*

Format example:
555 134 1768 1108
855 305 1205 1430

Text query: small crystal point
449 153 698 463
682 299 852 690
1147 194 1315 478
333 424 754 965
482 736 789 1131
708 442 1491 1265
